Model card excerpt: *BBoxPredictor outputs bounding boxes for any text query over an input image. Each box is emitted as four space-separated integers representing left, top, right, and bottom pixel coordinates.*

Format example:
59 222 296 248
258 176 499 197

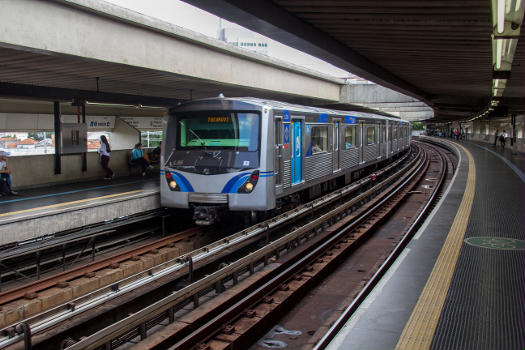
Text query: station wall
8 149 158 190
465 114 525 153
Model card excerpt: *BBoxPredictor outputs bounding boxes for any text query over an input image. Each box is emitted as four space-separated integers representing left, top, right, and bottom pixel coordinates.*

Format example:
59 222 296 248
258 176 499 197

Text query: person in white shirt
97 135 114 179
499 130 509 149
0 151 18 195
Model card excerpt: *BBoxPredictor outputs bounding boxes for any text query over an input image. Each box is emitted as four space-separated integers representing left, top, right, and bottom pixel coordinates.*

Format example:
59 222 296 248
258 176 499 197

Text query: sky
105 0 351 78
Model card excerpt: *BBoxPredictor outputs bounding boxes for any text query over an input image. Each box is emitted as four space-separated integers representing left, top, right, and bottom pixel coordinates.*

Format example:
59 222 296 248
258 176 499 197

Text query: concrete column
82 102 87 172
54 101 61 174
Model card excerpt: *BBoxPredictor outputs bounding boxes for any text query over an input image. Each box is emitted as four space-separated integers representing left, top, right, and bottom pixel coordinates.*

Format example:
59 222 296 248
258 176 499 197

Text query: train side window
344 126 356 149
367 127 376 145
381 125 386 143
393 126 398 139
311 126 328 153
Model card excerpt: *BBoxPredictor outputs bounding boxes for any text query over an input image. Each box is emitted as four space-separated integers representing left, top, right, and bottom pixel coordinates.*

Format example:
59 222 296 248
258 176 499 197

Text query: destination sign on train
208 117 229 123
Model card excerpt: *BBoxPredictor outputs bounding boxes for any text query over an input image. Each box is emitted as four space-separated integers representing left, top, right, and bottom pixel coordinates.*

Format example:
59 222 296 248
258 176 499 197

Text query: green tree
27 132 44 141
410 121 424 130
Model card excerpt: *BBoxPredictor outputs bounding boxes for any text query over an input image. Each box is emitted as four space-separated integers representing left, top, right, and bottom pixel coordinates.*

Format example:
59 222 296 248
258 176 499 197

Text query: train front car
161 98 273 225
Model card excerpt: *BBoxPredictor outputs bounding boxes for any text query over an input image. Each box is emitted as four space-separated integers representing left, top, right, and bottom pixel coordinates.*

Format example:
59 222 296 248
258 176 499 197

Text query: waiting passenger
131 143 151 176
312 144 322 153
97 135 114 180
499 130 508 149
148 141 161 163
0 151 17 196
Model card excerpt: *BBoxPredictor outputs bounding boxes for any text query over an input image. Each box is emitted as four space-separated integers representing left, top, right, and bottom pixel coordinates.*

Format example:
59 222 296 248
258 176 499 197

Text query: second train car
161 97 411 224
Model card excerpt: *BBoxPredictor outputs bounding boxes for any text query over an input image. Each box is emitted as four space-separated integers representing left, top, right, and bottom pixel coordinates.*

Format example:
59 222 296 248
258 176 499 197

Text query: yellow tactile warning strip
0 190 144 217
395 143 475 350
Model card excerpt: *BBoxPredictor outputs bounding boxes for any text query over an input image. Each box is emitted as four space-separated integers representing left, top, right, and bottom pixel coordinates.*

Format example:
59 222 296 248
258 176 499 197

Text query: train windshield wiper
165 147 176 167
188 128 207 149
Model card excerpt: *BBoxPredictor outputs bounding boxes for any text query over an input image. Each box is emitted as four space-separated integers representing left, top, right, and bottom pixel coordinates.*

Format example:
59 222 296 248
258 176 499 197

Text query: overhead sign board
62 115 115 129
120 116 163 130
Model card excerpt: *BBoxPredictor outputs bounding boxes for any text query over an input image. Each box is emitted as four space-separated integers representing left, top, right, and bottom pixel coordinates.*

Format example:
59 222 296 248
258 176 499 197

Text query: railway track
0 142 456 350
0 209 174 290
120 141 447 350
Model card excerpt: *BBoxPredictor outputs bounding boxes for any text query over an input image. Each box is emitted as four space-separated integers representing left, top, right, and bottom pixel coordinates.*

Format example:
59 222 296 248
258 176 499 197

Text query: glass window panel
367 127 376 145
344 126 356 149
311 126 328 153
178 113 259 151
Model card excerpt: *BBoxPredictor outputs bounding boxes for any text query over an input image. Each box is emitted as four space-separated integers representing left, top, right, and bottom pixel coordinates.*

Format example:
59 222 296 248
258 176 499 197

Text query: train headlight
237 170 259 193
165 170 181 191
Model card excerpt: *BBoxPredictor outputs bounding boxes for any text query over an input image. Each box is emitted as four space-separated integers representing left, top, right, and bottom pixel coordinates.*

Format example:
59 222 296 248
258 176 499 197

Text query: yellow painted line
395 143 476 350
0 190 144 217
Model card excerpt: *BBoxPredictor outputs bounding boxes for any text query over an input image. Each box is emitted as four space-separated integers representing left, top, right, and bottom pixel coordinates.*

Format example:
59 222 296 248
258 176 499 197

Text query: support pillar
82 102 87 172
54 101 61 175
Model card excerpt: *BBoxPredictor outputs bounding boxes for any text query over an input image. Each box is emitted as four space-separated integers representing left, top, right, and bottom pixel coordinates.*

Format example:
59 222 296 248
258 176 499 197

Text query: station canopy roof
183 0 525 122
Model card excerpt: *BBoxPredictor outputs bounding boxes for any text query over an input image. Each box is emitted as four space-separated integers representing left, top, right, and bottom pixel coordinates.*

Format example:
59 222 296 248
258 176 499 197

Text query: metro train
160 97 411 225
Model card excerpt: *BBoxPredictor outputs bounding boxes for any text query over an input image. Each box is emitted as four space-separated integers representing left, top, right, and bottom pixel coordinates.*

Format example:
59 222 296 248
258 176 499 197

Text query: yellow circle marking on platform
395 143 475 350
0 190 144 217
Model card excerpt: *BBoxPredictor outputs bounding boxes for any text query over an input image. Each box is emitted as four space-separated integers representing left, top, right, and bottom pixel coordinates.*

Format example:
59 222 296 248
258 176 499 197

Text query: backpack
0 178 9 196
499 135 505 142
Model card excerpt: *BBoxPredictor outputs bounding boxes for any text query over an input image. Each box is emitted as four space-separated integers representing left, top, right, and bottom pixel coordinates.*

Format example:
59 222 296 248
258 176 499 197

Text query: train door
274 117 283 193
388 122 394 154
386 120 391 156
379 122 385 158
291 119 303 184
333 119 341 172
359 122 365 164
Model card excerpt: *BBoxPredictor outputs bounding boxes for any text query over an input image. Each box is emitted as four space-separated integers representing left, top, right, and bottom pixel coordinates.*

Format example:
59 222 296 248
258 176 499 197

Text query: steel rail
0 209 167 290
65 147 424 350
169 145 430 350
0 151 415 350
313 142 450 350
0 227 202 305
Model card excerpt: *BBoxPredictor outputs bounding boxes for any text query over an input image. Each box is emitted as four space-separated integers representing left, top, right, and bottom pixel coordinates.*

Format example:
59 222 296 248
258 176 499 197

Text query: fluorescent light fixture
493 78 507 88
498 0 506 32
506 38 518 55
493 0 524 36
496 39 503 68
493 88 504 97
85 101 166 109
493 38 518 70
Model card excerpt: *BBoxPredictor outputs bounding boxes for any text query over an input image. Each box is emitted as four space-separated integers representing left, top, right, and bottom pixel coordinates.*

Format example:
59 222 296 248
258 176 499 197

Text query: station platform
326 137 525 350
0 176 160 247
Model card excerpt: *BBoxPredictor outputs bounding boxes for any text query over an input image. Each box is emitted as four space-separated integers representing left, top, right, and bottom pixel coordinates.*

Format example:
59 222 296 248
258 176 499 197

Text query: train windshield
177 113 259 151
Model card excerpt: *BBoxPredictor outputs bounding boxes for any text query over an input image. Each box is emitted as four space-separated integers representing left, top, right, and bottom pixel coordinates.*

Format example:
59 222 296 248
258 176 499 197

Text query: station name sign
120 117 163 130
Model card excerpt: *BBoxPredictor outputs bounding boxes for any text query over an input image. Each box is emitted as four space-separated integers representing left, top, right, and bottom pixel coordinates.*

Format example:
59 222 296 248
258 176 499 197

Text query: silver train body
161 97 411 224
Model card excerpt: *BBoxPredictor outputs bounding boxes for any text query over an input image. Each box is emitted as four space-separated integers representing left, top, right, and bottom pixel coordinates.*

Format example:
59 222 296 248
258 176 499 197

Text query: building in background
218 22 269 55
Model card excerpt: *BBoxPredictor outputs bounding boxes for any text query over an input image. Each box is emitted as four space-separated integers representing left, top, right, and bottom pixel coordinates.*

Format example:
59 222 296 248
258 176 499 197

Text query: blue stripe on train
222 173 250 193
162 170 194 192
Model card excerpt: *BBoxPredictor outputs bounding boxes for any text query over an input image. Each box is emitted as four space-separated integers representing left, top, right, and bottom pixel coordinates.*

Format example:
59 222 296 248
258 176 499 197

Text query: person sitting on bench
130 143 151 176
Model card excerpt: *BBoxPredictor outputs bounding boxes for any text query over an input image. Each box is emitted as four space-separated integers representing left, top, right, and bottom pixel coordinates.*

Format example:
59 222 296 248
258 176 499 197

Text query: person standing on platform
494 129 499 146
499 130 508 149
0 151 18 195
131 143 151 176
98 135 114 180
